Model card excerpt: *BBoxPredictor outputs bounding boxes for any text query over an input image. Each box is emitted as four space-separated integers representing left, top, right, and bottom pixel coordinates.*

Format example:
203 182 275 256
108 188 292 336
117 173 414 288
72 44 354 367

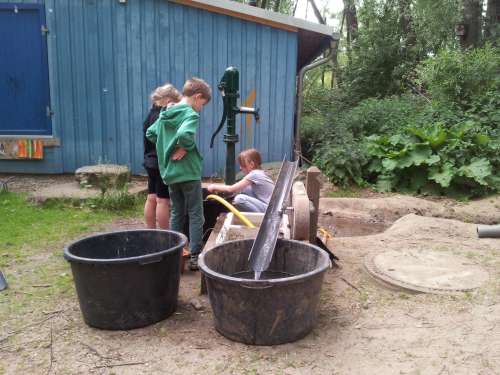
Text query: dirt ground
0 175 499 375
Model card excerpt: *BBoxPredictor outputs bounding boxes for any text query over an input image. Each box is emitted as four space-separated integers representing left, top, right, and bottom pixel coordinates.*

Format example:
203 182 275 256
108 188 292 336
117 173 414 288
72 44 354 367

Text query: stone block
75 164 130 191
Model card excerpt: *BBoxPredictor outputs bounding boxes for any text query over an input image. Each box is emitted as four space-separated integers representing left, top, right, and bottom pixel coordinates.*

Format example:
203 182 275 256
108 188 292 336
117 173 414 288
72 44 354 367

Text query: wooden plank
55 0 77 171
284 32 297 158
157 0 172 84
44 0 64 171
69 0 90 166
98 0 118 164
198 11 216 175
172 4 185 87
268 29 279 160
128 0 145 174
114 0 131 167
243 22 257 150
213 12 229 175
228 17 242 160
83 0 104 164
258 26 271 160
273 30 287 160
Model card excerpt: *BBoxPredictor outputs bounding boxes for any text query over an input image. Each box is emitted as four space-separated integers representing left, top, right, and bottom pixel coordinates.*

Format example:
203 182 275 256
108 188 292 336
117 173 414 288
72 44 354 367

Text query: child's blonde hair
183 77 212 102
238 148 262 168
150 84 181 105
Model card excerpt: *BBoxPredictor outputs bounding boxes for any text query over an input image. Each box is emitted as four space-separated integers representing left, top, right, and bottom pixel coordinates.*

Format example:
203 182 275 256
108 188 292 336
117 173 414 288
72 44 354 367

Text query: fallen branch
80 341 119 361
46 324 54 375
0 338 46 351
43 309 66 316
94 361 146 369
0 315 57 343
340 277 362 294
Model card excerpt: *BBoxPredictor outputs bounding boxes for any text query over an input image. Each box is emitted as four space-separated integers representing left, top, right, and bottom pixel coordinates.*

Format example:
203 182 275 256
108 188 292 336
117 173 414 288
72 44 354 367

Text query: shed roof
169 0 339 70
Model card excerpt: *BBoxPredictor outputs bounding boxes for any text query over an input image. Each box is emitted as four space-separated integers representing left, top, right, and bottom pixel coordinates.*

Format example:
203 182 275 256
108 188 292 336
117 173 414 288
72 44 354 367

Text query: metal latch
41 25 49 35
46 106 54 117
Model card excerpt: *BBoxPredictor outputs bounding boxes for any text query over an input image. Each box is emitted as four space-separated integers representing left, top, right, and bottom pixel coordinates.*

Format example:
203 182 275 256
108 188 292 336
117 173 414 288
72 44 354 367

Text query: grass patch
325 186 365 198
0 191 143 323
0 191 141 268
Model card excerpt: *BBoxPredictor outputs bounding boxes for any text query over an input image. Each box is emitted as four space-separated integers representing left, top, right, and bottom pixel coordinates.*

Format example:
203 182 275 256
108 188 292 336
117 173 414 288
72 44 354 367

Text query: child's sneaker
189 255 199 271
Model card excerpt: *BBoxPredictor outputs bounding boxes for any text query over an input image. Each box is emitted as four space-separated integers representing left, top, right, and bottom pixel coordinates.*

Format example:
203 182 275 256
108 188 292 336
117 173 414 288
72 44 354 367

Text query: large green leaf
375 174 396 192
451 120 474 138
429 163 455 187
408 123 448 149
425 154 441 165
457 158 492 185
367 158 383 173
394 144 433 169
409 171 428 192
485 174 500 191
382 158 398 171
473 134 490 146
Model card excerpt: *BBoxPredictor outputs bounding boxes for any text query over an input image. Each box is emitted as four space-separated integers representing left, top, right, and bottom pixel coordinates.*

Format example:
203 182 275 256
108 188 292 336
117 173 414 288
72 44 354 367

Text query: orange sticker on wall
0 139 44 160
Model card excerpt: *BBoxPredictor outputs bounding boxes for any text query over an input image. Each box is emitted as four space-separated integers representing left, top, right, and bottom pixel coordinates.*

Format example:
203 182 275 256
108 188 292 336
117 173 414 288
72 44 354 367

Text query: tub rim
199 238 331 286
64 229 187 265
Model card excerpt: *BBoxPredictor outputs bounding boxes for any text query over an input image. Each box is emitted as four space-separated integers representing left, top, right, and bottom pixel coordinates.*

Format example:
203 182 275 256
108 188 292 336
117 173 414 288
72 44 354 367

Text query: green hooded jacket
146 104 203 185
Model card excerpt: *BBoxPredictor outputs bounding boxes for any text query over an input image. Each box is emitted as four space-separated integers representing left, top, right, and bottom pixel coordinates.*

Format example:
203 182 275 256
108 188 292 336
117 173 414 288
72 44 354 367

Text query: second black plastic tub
199 238 330 345
64 230 187 330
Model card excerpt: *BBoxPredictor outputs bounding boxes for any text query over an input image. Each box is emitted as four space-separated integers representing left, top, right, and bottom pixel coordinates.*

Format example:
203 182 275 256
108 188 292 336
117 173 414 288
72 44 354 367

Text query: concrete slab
364 249 489 294
28 180 147 203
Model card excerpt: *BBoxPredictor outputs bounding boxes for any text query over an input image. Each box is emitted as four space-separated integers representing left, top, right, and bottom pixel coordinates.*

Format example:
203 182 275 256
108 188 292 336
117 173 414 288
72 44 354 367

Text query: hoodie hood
158 104 199 129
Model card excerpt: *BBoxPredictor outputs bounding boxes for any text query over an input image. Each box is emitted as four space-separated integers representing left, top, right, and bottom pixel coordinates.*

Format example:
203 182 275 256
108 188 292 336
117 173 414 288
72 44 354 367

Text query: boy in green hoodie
146 77 212 270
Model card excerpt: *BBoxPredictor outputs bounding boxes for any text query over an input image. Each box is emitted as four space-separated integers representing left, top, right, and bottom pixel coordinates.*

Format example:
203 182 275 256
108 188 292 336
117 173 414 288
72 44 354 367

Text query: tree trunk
459 0 483 48
484 0 500 40
292 0 299 16
273 0 281 12
343 0 358 43
398 0 416 54
307 0 326 24
330 12 344 88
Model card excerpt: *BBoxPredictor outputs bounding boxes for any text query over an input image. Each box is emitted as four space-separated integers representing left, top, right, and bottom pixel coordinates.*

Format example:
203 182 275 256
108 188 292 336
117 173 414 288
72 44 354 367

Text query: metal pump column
210 67 259 185
222 67 239 185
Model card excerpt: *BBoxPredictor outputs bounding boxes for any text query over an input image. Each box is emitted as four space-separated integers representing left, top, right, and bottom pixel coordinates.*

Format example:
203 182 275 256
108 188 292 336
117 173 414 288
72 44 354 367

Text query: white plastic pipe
477 225 500 238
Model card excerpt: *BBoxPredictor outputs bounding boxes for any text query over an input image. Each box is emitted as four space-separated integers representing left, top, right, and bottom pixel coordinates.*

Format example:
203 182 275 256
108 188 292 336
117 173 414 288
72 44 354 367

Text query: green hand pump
210 67 260 185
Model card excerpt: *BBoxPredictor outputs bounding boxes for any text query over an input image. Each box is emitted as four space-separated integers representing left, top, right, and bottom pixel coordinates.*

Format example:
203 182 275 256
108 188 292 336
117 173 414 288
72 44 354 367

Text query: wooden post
306 167 321 243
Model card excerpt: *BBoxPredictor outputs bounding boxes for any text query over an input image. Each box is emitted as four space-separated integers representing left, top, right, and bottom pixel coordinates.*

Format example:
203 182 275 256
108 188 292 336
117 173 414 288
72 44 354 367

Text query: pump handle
210 105 227 148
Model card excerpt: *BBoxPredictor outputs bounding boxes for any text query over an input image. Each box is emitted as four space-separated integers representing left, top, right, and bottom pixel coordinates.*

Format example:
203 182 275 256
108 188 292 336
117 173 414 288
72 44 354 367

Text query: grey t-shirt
241 169 274 204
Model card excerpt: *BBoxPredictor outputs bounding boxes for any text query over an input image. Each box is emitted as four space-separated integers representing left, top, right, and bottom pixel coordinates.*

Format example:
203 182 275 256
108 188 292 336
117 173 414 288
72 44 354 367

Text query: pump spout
237 106 260 123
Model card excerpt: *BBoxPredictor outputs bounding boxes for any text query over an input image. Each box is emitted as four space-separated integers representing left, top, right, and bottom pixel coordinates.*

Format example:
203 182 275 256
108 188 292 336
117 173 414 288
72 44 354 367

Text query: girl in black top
143 84 181 229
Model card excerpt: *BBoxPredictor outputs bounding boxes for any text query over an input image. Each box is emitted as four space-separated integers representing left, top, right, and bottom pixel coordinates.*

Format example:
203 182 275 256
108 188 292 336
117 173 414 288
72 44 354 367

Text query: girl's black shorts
145 167 170 199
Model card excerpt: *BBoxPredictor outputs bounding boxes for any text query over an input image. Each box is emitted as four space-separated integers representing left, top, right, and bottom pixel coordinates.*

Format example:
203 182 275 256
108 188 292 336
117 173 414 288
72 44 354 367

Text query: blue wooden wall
0 0 297 175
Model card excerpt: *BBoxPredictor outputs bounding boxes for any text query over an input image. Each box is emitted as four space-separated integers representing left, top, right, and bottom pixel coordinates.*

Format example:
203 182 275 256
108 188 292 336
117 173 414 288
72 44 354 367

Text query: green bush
415 45 500 108
303 45 499 197
366 120 500 197
309 95 426 186
86 189 142 211
300 87 349 161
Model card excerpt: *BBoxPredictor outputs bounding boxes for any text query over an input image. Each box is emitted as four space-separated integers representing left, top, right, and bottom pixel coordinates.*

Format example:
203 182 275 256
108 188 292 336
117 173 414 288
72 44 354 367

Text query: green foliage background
301 0 499 198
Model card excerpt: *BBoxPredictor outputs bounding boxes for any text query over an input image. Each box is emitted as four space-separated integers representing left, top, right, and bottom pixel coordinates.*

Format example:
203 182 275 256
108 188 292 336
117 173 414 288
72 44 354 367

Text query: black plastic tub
64 230 187 330
199 238 330 345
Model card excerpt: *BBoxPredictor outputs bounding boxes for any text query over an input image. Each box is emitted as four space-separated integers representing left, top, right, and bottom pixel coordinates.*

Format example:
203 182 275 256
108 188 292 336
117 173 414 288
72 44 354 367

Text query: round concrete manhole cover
364 250 489 294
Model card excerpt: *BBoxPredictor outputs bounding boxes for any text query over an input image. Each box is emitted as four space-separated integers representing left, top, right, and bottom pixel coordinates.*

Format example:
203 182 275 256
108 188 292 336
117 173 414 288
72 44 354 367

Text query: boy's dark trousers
168 180 204 256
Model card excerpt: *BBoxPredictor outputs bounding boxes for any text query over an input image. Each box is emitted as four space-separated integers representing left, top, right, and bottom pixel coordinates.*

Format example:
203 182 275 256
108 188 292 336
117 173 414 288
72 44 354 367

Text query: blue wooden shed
0 0 335 176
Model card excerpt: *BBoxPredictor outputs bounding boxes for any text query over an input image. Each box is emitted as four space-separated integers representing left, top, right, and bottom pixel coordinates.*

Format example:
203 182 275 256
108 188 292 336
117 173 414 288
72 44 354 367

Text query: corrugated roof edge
169 0 339 39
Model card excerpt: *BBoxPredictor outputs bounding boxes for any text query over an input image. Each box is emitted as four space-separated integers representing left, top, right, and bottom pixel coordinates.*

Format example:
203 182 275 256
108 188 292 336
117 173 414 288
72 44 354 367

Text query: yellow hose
206 194 256 228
